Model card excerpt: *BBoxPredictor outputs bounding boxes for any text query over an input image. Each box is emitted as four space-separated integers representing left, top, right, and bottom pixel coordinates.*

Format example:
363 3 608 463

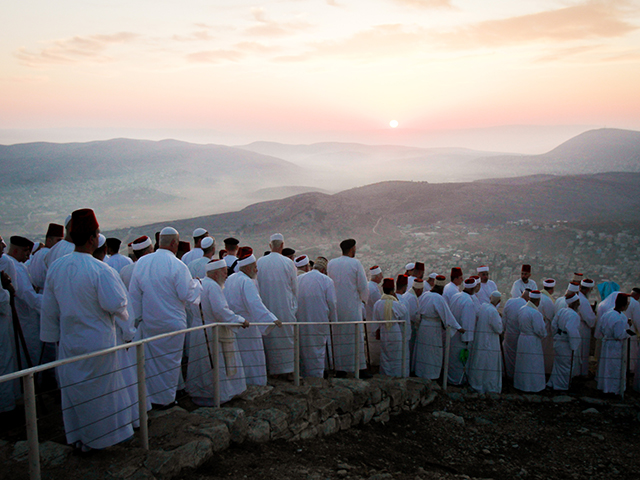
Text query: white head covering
543 279 556 288
270 233 284 242
132 236 152 251
405 262 415 271
567 283 580 292
295 255 310 268
566 294 580 305
160 226 178 236
581 278 595 288
206 259 227 271
429 272 438 279
64 214 72 228
477 265 489 273
201 237 214 249
238 254 257 267
369 266 382 276
490 291 502 300
97 234 106 248
193 227 207 237
529 291 541 299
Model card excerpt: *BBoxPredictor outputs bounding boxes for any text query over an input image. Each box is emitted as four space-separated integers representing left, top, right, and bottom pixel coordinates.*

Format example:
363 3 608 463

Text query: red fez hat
382 278 395 290
178 241 191 252
238 246 253 260
414 262 425 271
46 223 64 238
396 274 408 288
451 267 463 279
70 208 99 235
10 236 34 250
521 264 532 273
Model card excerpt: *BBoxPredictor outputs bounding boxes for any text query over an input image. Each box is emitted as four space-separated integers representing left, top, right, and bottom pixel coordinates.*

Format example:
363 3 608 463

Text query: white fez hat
193 228 207 237
201 237 214 249
369 265 382 275
97 234 106 249
270 233 284 242
567 282 580 292
543 279 556 288
477 265 489 273
581 278 595 288
132 236 152 251
160 226 178 236
206 259 227 272
566 294 580 305
238 254 257 267
529 290 541 299
295 255 310 268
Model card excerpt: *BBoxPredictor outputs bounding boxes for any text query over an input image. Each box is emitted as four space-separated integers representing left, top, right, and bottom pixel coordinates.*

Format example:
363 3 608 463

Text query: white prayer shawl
502 297 526 379
105 253 133 273
256 252 298 374
538 293 556 374
513 302 547 392
119 262 135 289
596 310 629 393
44 239 75 270
296 270 338 378
510 278 538 299
224 271 277 386
401 289 419 371
414 292 460 380
577 291 597 376
467 303 503 394
327 255 368 372
443 282 460 305
5 255 43 367
477 280 498 304
187 277 246 405
129 249 202 406
27 246 49 290
181 247 203 266
447 292 477 385
373 297 409 377
365 281 382 366
41 252 135 449
0 283 17 413
547 308 581 390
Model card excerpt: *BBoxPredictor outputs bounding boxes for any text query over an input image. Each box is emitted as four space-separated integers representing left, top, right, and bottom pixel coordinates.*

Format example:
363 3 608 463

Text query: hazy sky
2 0 640 149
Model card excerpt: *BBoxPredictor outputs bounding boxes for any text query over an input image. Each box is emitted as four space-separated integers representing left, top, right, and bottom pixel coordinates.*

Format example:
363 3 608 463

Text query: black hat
340 238 356 251
106 238 121 250
282 247 295 256
224 237 239 246
10 236 34 250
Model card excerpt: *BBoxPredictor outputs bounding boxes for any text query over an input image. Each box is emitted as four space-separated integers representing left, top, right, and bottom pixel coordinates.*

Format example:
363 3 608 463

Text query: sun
389 120 399 128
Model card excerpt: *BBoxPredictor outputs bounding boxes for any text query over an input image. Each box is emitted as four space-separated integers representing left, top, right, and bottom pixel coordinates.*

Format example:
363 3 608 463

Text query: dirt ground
180 379 640 480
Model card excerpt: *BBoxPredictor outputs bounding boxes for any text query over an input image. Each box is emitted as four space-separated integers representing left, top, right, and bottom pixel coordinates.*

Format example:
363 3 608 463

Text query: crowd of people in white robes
2 215 640 456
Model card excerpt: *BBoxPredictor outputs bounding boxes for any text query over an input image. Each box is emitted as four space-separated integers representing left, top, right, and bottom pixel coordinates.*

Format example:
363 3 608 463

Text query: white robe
296 270 337 377
181 247 203 266
477 280 498 305
327 256 368 372
27 246 49 290
119 262 135 289
41 252 135 449
0 281 17 413
547 307 581 390
443 282 460 305
187 277 246 405
188 256 211 280
538 293 556 374
373 297 409 377
365 280 381 366
577 291 597 376
129 249 202 406
256 252 297 374
224 271 277 385
106 253 133 273
467 303 503 394
401 289 420 371
44 239 75 270
502 297 526 379
5 255 43 367
414 292 460 380
447 292 476 385
596 310 629 394
513 302 547 392
510 278 538 299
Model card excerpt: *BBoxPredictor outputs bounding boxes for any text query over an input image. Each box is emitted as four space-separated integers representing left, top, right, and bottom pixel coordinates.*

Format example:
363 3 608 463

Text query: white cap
477 265 489 273
270 233 284 242
529 290 541 299
568 282 580 292
566 294 580 305
543 279 556 288
64 214 72 228
405 262 415 271
160 226 178 236
132 236 152 251
205 259 227 272
369 266 382 276
193 228 207 237
491 291 502 299
238 254 257 267
429 272 438 279
97 234 106 248
581 279 595 288
201 237 214 249
295 255 309 268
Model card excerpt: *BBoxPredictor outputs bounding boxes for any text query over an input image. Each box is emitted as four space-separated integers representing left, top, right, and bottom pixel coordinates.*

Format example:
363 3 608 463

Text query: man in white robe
554 281 581 314
443 267 463 305
129 226 202 407
223 237 240 272
224 248 281 386
547 293 581 390
120 236 154 289
6 236 43 367
327 238 369 377
44 214 75 272
41 208 135 451
297 257 337 378
365 265 383 367
186 236 216 357
502 290 529 379
510 264 538 298
468 291 503 394
28 223 63 291
407 262 425 291
577 278 597 377
402 276 423 372
373 278 410 377
0 236 18 413
415 275 462 380
596 293 631 394
513 291 547 392
187 259 248 405
181 228 208 266
539 278 556 374
105 238 133 273
476 265 498 305
256 233 298 377
448 278 478 385
295 255 311 276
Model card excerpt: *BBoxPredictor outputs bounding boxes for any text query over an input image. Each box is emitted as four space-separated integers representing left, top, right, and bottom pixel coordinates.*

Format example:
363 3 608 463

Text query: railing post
23 372 40 480
354 322 360 379
293 323 300 386
136 343 149 450
402 319 409 378
213 325 220 408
